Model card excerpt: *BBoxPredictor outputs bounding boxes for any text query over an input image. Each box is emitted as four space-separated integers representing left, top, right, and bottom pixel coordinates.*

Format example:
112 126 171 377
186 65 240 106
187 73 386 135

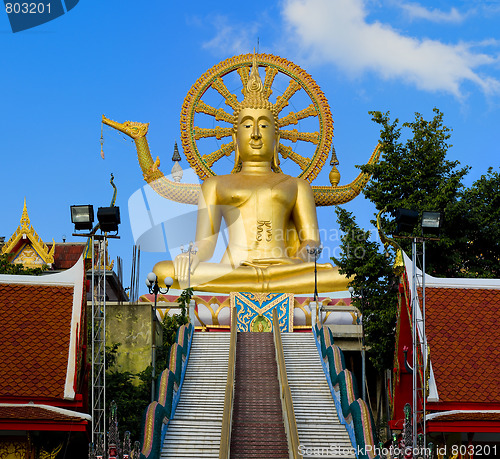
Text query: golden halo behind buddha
180 53 333 183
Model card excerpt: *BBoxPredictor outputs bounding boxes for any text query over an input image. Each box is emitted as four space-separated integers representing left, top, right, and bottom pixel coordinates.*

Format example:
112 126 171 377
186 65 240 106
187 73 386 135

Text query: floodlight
422 211 442 233
97 206 121 233
70 205 94 231
395 208 419 234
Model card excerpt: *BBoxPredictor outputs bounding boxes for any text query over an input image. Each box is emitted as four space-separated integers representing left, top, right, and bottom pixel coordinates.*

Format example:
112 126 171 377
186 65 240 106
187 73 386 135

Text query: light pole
306 244 323 302
306 244 323 327
394 208 442 454
146 272 173 402
349 286 366 403
70 202 120 456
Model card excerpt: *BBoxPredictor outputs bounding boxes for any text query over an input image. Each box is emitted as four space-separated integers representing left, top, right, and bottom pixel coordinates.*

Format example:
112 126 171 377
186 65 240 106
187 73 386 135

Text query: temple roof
2 200 89 272
1 199 55 268
424 286 500 404
49 243 85 270
0 256 86 403
402 252 500 407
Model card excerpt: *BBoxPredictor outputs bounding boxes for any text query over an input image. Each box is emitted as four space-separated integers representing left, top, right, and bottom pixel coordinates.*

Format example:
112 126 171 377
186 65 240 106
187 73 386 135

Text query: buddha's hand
173 252 200 283
102 115 149 139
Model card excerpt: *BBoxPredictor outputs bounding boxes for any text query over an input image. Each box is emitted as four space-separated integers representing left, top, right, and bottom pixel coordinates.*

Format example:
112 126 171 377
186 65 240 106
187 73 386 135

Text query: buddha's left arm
292 179 321 261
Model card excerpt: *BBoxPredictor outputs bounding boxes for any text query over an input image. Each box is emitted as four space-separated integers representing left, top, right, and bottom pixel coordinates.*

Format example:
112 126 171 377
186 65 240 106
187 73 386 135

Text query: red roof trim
427 402 500 411
0 420 88 432
0 396 84 408
427 421 500 433
390 418 500 433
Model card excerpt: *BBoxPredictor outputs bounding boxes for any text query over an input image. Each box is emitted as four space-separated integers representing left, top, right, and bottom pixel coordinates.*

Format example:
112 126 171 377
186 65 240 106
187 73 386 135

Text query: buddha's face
233 108 279 163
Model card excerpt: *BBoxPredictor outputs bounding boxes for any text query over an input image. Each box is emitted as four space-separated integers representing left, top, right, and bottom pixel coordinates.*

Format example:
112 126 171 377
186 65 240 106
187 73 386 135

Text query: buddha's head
233 107 279 166
232 55 280 171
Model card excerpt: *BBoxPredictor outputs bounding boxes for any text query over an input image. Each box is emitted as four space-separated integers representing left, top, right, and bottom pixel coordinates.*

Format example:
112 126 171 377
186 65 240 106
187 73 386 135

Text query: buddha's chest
218 176 296 212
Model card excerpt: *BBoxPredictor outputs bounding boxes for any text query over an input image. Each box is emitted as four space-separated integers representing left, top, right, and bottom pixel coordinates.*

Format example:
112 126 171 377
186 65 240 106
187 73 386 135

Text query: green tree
105 366 150 441
362 109 469 277
154 311 189 373
176 287 193 318
454 167 500 277
106 309 188 440
332 207 398 372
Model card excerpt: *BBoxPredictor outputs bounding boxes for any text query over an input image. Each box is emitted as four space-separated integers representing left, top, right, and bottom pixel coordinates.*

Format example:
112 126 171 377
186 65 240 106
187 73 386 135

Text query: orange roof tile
423 287 500 404
0 404 89 423
429 412 500 422
0 284 74 400
49 243 85 270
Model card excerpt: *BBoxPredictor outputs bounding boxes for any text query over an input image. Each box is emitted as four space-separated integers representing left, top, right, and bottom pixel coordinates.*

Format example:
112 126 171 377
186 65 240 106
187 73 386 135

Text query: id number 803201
5 3 52 14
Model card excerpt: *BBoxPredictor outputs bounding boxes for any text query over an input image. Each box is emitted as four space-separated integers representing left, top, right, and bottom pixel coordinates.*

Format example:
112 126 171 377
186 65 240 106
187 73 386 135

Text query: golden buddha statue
103 53 380 294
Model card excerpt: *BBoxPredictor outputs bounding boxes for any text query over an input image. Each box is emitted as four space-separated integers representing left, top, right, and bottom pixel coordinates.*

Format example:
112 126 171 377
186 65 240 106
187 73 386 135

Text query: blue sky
2 0 500 294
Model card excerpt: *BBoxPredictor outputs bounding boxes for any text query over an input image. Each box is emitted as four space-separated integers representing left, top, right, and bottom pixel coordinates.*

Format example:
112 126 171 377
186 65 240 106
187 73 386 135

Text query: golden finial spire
329 146 341 187
2 198 55 266
330 145 339 166
20 197 30 232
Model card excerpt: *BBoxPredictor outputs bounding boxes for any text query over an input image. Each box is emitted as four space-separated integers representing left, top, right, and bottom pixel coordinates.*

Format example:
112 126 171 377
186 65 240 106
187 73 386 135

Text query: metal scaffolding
91 234 107 454
411 238 428 455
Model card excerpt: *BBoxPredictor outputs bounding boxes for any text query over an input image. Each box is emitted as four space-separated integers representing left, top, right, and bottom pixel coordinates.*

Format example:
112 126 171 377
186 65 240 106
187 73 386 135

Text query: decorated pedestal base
230 292 293 333
140 290 359 331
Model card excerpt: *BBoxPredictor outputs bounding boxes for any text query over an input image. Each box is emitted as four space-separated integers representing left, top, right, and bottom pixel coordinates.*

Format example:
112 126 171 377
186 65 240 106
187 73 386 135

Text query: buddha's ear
272 132 281 169
232 131 241 173
232 131 238 155
234 148 240 169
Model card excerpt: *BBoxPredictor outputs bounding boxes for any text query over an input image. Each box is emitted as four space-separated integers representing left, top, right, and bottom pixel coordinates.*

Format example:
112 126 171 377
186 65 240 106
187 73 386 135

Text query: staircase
161 332 231 458
230 332 289 459
282 333 355 459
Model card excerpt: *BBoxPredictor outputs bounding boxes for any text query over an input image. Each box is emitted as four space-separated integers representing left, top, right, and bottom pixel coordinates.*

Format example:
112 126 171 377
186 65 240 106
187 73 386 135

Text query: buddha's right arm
172 180 221 281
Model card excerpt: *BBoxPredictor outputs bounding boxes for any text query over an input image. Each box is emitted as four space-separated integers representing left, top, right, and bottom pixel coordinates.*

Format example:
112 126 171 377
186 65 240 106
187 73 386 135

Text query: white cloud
202 15 260 56
398 2 467 23
282 0 500 98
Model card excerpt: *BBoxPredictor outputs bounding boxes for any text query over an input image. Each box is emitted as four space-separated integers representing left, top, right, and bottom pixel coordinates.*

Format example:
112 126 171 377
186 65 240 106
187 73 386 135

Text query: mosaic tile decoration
231 292 293 333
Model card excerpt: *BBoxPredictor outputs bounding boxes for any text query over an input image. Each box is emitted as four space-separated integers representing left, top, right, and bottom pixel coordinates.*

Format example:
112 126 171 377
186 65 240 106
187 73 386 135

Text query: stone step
281 332 355 459
230 332 288 459
160 333 231 458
